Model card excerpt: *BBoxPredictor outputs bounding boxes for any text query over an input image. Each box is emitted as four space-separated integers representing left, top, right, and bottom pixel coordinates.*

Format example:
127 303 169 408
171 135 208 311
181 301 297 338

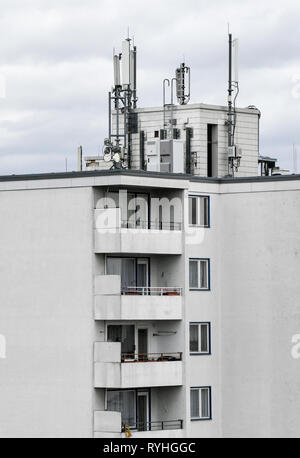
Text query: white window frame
190 387 212 420
189 195 209 228
189 322 211 355
189 259 210 291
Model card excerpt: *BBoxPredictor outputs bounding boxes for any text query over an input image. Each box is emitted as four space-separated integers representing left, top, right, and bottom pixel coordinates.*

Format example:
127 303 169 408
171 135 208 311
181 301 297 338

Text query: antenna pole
77 146 83 171
228 33 233 149
227 32 236 176
293 144 298 174
133 46 137 109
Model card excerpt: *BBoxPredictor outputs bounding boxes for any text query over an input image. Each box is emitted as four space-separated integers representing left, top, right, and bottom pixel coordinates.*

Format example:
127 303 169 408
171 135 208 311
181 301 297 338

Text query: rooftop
0 168 300 185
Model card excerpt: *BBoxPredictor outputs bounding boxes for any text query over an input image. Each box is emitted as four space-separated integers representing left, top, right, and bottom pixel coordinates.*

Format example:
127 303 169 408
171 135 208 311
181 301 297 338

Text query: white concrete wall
0 187 94 438
220 183 300 437
151 386 186 429
94 342 121 363
121 295 182 320
95 275 120 295
95 295 121 320
94 361 183 389
95 228 183 255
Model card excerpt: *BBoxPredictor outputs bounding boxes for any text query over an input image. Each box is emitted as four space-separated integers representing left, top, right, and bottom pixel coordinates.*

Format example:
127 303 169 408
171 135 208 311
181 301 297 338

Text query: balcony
94 411 121 439
94 342 183 389
94 208 182 255
94 412 184 438
94 276 183 320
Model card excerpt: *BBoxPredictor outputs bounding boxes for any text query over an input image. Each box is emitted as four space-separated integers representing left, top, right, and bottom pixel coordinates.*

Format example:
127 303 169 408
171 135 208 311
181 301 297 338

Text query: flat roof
135 102 260 116
0 168 300 184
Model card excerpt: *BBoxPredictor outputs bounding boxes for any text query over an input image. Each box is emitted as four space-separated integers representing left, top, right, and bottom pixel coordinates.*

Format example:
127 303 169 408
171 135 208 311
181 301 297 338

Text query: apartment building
0 34 299 438
0 169 300 438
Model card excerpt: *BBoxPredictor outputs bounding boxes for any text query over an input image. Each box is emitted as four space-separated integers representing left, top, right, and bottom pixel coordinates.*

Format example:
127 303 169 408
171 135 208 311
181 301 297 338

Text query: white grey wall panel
0 187 94 438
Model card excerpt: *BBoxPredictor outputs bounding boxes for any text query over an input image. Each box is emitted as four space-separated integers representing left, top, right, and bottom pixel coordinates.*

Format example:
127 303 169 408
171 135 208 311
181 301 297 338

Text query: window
106 257 149 290
107 390 136 427
207 124 218 177
154 130 159 138
190 323 211 354
190 387 212 420
189 196 209 227
173 128 180 139
160 129 167 140
189 259 210 290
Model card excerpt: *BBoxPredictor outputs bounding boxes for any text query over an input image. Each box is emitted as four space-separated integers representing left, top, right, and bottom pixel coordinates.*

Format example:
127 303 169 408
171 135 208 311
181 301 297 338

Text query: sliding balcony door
106 257 149 292
107 325 135 358
137 328 148 361
136 259 149 290
137 391 149 431
106 389 150 431
107 389 136 428
106 257 136 290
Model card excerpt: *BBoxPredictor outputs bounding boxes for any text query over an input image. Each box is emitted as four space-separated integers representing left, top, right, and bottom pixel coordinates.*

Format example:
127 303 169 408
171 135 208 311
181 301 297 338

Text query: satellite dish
104 153 112 162
113 152 121 163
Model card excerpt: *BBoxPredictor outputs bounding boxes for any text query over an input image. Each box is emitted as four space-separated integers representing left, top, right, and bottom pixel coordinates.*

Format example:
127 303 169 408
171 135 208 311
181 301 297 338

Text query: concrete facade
0 170 300 438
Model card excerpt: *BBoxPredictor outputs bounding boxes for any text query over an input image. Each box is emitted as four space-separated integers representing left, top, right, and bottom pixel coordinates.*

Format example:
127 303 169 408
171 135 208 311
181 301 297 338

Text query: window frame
189 322 211 355
188 195 210 228
190 386 212 421
189 258 211 291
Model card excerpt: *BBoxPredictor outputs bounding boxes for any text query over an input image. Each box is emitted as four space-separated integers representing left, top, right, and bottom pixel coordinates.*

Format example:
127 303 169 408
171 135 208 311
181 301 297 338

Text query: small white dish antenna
113 152 121 163
104 153 112 162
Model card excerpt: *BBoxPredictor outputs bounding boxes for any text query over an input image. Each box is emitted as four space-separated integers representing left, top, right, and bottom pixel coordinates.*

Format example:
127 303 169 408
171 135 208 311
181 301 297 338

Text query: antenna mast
104 36 138 169
227 32 240 176
162 62 191 139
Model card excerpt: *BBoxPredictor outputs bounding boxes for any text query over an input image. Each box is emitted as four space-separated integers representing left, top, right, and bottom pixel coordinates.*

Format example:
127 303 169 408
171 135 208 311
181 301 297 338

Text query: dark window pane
192 198 197 225
204 197 209 227
201 388 210 418
190 389 199 418
200 324 208 353
107 257 122 276
200 261 208 289
190 325 199 352
189 261 198 288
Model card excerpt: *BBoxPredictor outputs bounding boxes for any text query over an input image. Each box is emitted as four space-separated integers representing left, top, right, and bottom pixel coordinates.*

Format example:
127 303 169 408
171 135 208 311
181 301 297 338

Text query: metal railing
121 220 182 231
121 352 182 362
121 286 182 296
122 419 183 432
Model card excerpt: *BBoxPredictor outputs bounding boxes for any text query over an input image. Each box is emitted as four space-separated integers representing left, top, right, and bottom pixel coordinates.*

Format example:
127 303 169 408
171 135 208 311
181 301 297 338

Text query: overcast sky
0 0 300 175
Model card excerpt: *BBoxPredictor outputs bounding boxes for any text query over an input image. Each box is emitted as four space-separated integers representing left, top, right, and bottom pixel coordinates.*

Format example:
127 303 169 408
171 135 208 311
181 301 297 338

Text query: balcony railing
121 287 182 296
121 220 182 231
121 352 183 362
122 419 183 432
